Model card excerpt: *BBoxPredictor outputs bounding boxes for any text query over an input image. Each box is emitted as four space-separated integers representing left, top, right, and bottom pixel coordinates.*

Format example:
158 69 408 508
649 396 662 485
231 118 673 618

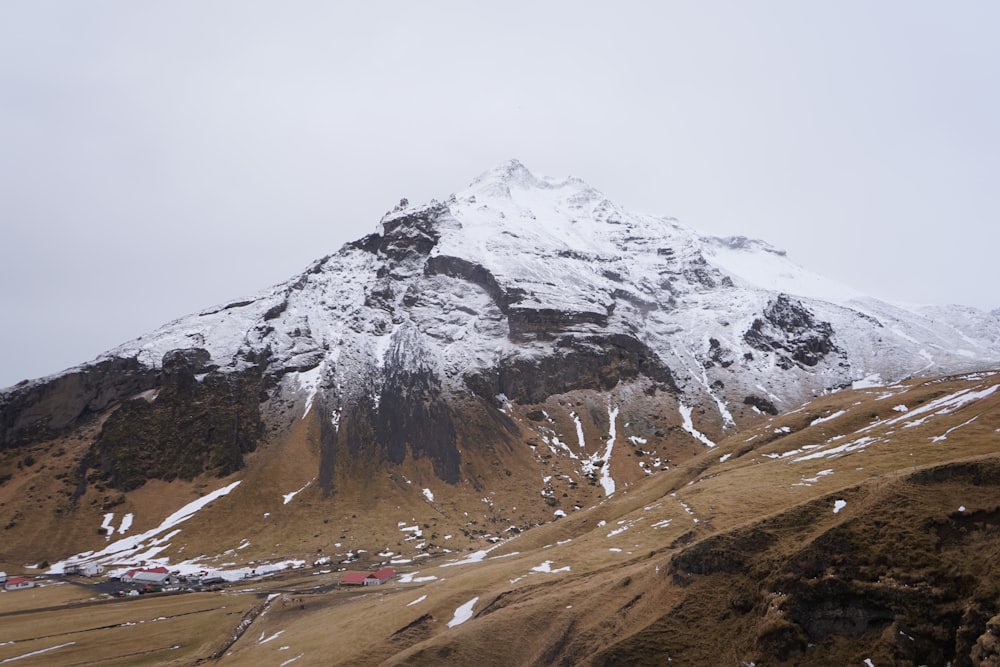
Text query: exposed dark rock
744 294 838 369
743 395 780 415
377 203 447 262
706 337 735 368
464 334 677 404
424 255 514 312
84 349 269 492
507 307 609 341
0 357 159 450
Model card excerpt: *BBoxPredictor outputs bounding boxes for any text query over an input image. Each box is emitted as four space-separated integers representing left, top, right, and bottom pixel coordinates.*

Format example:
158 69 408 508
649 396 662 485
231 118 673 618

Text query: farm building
340 568 396 587
4 577 34 591
340 571 368 586
65 562 105 577
121 566 171 585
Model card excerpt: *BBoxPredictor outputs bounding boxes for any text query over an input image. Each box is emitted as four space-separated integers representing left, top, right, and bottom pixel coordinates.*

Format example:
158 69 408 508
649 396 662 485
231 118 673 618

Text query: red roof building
371 567 396 584
121 566 170 583
4 576 34 591
340 571 369 586
340 568 396 587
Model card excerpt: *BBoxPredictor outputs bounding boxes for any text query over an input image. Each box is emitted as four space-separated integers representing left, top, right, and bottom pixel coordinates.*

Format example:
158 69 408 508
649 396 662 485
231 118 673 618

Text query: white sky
1 1 997 388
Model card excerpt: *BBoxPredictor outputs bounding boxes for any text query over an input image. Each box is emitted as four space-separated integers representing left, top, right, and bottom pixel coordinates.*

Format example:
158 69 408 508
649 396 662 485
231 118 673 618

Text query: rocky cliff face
2 160 999 495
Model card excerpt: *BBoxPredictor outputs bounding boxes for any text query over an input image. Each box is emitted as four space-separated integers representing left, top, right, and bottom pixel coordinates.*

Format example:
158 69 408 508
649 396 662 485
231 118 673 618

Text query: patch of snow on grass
422 488 435 502
279 654 304 667
118 513 133 534
570 411 586 448
101 513 116 538
892 404 908 412
930 416 979 443
400 525 423 540
853 374 883 389
407 595 427 606
871 385 997 433
441 549 491 568
259 630 285 644
719 453 731 463
0 642 77 664
397 572 439 583
47 480 242 574
679 403 716 447
794 469 835 486
447 597 479 628
652 519 672 529
598 404 619 496
792 436 880 462
531 560 571 573
810 410 846 426
282 481 310 505
553 509 567 518
959 505 966 512
833 499 847 514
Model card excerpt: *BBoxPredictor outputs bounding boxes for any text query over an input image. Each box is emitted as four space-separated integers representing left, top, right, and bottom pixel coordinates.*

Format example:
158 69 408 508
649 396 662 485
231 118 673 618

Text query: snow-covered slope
3 160 998 478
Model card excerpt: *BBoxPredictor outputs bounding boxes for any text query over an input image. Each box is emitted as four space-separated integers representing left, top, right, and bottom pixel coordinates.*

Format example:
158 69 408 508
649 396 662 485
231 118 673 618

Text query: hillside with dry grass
1 369 998 665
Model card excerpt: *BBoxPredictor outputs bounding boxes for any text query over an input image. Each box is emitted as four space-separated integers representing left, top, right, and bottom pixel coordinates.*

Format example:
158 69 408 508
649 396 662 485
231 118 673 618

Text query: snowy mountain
2 160 998 493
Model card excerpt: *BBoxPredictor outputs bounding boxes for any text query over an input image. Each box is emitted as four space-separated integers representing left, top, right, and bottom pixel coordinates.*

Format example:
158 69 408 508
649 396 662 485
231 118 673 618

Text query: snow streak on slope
48 481 242 574
598 405 619 497
679 403 716 447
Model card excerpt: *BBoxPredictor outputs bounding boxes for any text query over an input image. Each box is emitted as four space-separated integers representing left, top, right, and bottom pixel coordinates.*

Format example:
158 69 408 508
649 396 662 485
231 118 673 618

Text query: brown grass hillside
1 370 998 665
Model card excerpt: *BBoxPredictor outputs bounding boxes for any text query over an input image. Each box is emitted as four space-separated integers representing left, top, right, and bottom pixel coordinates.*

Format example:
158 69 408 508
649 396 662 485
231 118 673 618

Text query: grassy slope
0 370 997 665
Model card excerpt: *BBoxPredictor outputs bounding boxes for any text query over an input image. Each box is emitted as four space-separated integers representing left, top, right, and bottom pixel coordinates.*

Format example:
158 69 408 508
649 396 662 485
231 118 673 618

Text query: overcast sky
1 1 997 388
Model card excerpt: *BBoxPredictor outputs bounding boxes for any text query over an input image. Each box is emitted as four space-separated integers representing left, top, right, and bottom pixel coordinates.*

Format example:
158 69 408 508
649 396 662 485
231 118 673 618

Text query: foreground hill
1 369 998 665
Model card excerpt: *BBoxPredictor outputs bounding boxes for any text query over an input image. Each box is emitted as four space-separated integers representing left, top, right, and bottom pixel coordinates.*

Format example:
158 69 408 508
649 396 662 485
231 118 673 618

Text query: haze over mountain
3 3 999 391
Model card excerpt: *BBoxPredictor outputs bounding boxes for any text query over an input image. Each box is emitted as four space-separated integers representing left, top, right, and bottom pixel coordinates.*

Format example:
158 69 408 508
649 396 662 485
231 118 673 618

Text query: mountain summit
2 161 998 496
3 161 999 667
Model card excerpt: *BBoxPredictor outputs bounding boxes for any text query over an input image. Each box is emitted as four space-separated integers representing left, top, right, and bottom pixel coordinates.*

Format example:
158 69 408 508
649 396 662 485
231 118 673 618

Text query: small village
0 562 397 599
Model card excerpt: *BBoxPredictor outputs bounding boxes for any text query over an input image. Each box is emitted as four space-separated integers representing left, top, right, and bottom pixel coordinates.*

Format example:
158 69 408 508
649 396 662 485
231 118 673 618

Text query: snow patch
599 404 619 496
570 412 586 448
0 642 76 664
833 499 847 514
447 597 479 628
852 374 884 389
679 403 716 447
531 560 571 573
810 410 846 426
101 513 116 538
47 481 242 575
282 481 310 505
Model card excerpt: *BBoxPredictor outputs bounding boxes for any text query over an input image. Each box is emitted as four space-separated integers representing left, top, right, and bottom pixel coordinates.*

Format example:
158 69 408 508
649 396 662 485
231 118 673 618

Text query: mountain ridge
1 160 998 493
2 160 1000 665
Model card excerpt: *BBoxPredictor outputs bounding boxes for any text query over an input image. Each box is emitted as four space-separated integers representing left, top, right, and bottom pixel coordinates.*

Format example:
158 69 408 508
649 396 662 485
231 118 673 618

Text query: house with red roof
4 576 34 591
340 567 396 587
